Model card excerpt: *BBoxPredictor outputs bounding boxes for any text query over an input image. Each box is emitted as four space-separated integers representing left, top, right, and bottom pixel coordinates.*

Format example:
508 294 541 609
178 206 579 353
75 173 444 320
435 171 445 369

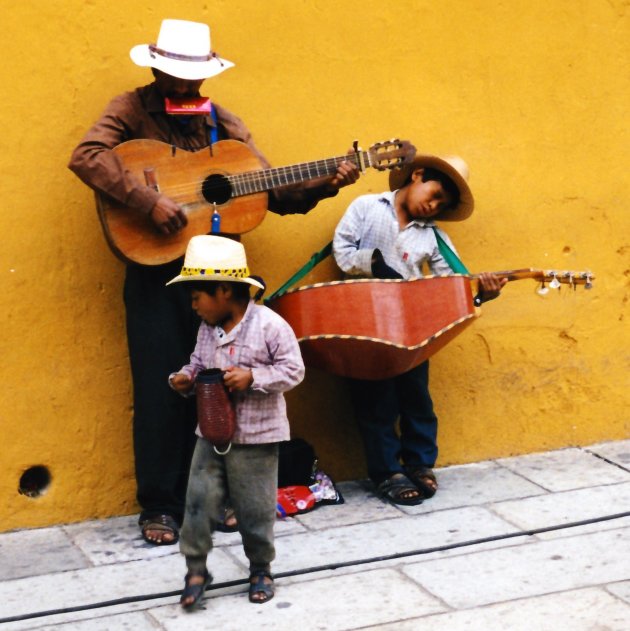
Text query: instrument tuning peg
537 282 549 296
549 272 561 290
584 273 593 290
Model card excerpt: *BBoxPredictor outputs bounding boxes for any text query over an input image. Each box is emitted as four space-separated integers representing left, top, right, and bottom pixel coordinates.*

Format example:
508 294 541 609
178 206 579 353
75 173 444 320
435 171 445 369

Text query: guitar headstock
536 270 594 292
367 139 416 171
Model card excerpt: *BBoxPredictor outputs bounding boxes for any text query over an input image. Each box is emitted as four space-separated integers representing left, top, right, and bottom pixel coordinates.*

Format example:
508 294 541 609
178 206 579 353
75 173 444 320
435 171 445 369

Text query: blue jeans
349 361 438 485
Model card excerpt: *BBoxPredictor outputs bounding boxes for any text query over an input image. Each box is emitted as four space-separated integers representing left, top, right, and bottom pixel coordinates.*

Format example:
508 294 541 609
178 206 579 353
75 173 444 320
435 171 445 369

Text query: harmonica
165 97 211 115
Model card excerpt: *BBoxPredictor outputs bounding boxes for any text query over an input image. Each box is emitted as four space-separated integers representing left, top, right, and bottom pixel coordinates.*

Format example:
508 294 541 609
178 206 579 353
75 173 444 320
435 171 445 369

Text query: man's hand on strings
327 156 361 191
149 195 189 235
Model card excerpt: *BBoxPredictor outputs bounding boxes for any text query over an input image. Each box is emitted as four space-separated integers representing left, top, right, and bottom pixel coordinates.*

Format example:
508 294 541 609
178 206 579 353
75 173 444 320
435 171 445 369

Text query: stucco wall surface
1 0 628 531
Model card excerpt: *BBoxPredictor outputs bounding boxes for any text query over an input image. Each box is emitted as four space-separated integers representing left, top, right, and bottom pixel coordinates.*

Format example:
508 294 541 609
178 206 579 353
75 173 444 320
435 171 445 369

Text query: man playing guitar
68 19 359 547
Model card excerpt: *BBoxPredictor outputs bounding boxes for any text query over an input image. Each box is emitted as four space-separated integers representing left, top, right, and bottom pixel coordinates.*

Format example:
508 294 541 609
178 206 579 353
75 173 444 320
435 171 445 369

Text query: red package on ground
276 486 317 517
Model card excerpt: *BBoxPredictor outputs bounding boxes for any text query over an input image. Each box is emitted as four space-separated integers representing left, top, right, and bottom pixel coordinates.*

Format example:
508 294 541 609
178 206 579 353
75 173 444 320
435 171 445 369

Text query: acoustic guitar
95 138 416 265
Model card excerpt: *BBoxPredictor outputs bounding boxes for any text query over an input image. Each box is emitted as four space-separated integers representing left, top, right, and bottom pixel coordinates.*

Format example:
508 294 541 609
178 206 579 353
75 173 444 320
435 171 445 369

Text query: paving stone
399 461 546 514
370 586 630 630
587 440 630 469
62 510 306 567
294 480 402 530
607 580 630 605
0 549 243 623
62 516 178 566
32 611 163 631
402 527 630 609
497 447 629 492
0 526 89 581
226 506 524 573
490 483 630 539
149 567 446 630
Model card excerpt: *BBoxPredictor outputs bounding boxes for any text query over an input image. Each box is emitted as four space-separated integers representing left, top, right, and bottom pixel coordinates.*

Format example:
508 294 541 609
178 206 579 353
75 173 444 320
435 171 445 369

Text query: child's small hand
223 366 254 392
477 272 508 303
170 373 194 394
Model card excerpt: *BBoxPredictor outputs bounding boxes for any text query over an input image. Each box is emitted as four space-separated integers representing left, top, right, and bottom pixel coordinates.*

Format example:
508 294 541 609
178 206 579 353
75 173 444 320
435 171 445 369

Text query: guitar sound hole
202 174 232 205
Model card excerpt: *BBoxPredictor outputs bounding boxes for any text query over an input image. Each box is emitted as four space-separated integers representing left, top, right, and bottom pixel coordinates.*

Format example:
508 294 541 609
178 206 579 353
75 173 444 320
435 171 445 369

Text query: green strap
432 227 469 274
265 228 469 304
264 241 333 304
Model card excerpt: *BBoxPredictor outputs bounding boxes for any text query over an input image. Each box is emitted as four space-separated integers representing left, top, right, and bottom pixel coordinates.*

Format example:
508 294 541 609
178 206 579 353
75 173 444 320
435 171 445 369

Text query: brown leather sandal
215 507 238 533
377 474 423 506
405 466 438 499
140 514 179 545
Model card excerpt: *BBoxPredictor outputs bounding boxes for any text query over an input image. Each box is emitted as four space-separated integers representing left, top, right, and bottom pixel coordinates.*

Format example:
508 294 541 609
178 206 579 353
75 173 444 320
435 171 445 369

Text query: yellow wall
1 1 628 531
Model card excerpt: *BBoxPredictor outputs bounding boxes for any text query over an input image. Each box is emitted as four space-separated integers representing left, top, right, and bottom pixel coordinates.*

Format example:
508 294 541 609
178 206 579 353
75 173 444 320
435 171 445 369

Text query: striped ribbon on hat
180 266 250 279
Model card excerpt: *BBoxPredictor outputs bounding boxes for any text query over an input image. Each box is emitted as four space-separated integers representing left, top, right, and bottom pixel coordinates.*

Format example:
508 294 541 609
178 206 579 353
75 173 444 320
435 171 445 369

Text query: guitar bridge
143 168 160 192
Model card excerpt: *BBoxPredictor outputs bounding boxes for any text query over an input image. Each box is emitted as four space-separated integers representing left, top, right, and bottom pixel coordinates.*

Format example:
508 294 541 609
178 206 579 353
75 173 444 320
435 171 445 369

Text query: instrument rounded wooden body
269 276 477 380
96 139 267 265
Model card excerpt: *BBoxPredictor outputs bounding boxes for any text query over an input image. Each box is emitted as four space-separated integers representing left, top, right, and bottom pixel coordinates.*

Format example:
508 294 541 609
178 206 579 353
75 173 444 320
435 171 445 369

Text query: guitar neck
227 152 370 197
471 269 594 286
472 269 546 282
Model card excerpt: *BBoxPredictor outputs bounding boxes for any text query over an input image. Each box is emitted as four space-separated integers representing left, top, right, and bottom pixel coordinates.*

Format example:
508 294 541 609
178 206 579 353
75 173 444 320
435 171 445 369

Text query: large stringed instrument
95 138 416 265
268 269 594 380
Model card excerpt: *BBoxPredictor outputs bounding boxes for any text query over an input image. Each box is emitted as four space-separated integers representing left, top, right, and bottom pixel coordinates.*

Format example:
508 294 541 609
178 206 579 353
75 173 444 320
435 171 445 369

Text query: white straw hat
166 236 264 289
389 154 474 221
130 19 234 80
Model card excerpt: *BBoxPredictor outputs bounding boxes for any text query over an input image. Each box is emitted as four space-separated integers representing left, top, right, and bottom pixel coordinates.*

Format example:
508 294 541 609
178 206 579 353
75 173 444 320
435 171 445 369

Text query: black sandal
249 570 275 604
215 507 238 533
377 473 423 506
140 514 179 545
180 569 212 610
405 465 438 499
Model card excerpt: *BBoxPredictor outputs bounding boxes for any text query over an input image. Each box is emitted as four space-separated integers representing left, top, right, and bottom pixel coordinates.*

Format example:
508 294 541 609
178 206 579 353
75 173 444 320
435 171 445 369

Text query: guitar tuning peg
584 273 593 290
549 272 561 290
537 281 549 296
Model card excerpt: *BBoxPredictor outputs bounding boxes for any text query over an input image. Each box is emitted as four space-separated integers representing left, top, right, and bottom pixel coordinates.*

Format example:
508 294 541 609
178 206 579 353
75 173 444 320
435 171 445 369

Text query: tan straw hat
166 236 264 289
389 154 474 221
130 19 234 80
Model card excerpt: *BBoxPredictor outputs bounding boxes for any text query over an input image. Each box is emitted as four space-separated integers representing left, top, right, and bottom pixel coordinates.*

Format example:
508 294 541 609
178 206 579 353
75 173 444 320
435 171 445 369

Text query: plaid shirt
333 191 458 279
173 301 305 444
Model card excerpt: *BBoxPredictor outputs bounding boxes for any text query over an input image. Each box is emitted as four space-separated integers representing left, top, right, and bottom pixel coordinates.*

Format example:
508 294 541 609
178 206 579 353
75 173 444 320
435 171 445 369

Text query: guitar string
148 146 414 199
157 154 362 199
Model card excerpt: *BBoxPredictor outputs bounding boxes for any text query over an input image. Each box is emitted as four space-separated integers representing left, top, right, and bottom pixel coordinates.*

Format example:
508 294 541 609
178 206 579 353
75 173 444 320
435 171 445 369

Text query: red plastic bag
276 486 316 517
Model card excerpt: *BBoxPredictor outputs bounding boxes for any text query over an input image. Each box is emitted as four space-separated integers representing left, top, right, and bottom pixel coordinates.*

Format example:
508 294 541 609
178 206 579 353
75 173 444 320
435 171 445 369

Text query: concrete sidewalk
1 440 629 630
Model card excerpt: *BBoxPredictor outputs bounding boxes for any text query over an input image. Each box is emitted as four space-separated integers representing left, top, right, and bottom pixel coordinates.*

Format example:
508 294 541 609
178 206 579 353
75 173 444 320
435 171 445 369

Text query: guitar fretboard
227 153 369 197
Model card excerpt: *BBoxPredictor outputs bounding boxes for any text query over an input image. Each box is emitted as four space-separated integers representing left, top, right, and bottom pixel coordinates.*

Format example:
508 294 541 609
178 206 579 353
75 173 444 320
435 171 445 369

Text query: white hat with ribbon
166 235 264 290
130 19 234 80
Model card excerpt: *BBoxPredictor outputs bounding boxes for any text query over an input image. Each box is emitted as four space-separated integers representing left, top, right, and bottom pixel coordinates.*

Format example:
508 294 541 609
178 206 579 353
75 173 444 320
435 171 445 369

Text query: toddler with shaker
167 235 305 609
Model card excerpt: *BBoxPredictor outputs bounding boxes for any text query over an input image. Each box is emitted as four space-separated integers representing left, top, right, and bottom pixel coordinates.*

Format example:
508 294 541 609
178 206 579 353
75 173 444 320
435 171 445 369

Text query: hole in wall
18 465 51 498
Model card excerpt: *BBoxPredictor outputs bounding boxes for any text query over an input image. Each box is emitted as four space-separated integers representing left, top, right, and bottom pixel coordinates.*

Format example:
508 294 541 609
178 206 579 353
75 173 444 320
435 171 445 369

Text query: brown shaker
195 368 236 454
